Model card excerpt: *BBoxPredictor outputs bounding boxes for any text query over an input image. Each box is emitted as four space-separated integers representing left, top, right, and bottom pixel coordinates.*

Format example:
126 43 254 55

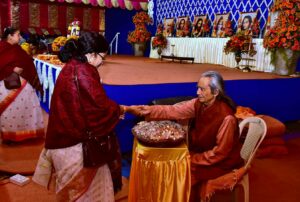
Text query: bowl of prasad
132 120 186 147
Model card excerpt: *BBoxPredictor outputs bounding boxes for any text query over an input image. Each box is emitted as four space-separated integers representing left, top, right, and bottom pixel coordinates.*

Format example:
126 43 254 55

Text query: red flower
128 12 152 44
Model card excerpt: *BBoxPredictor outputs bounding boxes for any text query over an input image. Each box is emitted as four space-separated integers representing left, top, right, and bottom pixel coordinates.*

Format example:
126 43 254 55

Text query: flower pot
157 47 162 56
235 51 242 69
133 42 146 56
273 49 299 76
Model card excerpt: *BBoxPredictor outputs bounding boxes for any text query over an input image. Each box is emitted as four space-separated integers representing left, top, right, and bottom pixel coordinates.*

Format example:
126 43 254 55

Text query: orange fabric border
2 128 45 142
56 168 98 202
0 80 27 116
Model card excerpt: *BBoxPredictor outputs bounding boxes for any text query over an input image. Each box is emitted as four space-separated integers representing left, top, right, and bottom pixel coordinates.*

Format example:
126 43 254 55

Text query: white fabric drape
150 37 275 72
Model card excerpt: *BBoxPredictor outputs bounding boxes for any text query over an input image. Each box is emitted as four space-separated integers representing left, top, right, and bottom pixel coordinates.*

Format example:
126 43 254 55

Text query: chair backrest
239 117 267 169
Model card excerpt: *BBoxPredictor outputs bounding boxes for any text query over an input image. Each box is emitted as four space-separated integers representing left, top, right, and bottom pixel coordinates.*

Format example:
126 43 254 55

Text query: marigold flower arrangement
202 18 210 36
127 12 152 44
263 0 299 74
251 18 260 37
263 0 300 52
152 24 168 49
224 32 257 57
224 20 233 37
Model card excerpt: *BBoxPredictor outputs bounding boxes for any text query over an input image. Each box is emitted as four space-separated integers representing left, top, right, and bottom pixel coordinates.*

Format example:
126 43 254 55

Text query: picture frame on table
176 16 190 37
237 11 258 36
264 11 279 36
163 18 175 37
192 15 207 37
211 13 230 38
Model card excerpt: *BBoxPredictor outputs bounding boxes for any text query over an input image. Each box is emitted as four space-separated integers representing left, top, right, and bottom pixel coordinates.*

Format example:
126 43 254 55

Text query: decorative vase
157 47 162 57
133 42 146 56
235 51 242 69
273 49 299 76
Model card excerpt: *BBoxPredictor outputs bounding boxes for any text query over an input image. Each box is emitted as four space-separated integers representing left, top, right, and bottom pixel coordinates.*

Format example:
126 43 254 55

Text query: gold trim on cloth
128 139 191 202
29 2 40 28
83 8 92 30
99 10 105 31
48 4 58 29
57 168 98 201
66 7 75 28
11 0 20 29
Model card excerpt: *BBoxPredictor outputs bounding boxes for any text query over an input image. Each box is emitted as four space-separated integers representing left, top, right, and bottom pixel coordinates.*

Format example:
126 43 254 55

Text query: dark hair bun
58 39 79 63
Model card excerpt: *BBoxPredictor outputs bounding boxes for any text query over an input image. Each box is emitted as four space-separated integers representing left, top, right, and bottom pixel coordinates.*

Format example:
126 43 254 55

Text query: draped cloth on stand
128 139 191 202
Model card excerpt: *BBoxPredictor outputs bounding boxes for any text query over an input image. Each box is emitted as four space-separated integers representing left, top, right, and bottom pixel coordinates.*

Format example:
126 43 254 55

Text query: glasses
97 53 106 60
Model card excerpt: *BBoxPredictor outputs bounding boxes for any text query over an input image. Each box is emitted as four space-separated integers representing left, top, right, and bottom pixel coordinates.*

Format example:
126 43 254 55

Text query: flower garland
152 24 168 49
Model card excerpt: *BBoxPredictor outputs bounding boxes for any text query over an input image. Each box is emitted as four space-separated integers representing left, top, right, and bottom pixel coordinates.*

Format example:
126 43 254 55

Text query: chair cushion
256 145 288 158
257 115 286 137
235 106 256 119
261 137 286 147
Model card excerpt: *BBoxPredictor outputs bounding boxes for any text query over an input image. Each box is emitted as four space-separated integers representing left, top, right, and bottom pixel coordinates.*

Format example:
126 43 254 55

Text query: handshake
120 105 151 117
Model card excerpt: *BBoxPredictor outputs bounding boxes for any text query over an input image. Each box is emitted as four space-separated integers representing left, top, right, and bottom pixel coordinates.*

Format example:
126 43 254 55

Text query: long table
150 37 274 72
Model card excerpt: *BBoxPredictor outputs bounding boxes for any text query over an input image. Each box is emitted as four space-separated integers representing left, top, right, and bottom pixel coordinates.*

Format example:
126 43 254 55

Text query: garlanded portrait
163 18 175 37
176 16 190 37
237 11 259 36
192 15 208 37
212 13 230 38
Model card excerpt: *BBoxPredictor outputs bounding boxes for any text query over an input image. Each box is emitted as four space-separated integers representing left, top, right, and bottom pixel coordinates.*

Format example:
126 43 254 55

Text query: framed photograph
163 18 175 37
192 15 207 37
264 11 279 36
211 13 230 38
237 11 258 35
176 16 190 37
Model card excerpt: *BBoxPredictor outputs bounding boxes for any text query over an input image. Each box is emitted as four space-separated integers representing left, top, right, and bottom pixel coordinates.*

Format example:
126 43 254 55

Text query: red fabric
0 41 42 92
104 0 113 8
90 8 100 31
39 3 48 29
118 0 126 9
0 0 10 33
190 100 243 181
20 1 29 32
74 7 83 27
45 59 121 149
58 5 67 35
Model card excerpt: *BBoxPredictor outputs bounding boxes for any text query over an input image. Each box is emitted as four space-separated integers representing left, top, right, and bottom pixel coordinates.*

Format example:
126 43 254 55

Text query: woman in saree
0 27 44 143
33 31 125 201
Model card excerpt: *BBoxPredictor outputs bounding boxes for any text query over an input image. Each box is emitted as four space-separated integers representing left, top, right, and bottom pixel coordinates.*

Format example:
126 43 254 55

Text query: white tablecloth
149 37 274 72
34 58 62 110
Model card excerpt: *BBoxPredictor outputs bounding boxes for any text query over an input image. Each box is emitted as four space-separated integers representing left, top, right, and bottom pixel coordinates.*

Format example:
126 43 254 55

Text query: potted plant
263 0 300 75
152 24 168 57
127 11 152 56
224 31 257 69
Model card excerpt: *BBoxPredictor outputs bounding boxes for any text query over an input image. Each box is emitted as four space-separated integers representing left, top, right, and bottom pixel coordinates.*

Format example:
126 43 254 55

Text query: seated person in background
128 71 243 201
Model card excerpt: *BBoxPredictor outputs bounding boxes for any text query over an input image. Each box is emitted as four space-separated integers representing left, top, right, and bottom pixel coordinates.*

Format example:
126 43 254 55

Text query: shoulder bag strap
73 65 92 137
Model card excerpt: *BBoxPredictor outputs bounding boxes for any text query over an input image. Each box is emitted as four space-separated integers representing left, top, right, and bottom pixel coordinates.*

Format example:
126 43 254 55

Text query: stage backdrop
152 0 274 37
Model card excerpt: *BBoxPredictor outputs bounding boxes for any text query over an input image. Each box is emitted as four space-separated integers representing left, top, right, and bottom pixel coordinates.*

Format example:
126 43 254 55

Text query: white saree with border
33 142 115 202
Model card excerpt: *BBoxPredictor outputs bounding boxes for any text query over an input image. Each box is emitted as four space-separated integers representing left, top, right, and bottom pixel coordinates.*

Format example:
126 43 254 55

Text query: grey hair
201 71 236 111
